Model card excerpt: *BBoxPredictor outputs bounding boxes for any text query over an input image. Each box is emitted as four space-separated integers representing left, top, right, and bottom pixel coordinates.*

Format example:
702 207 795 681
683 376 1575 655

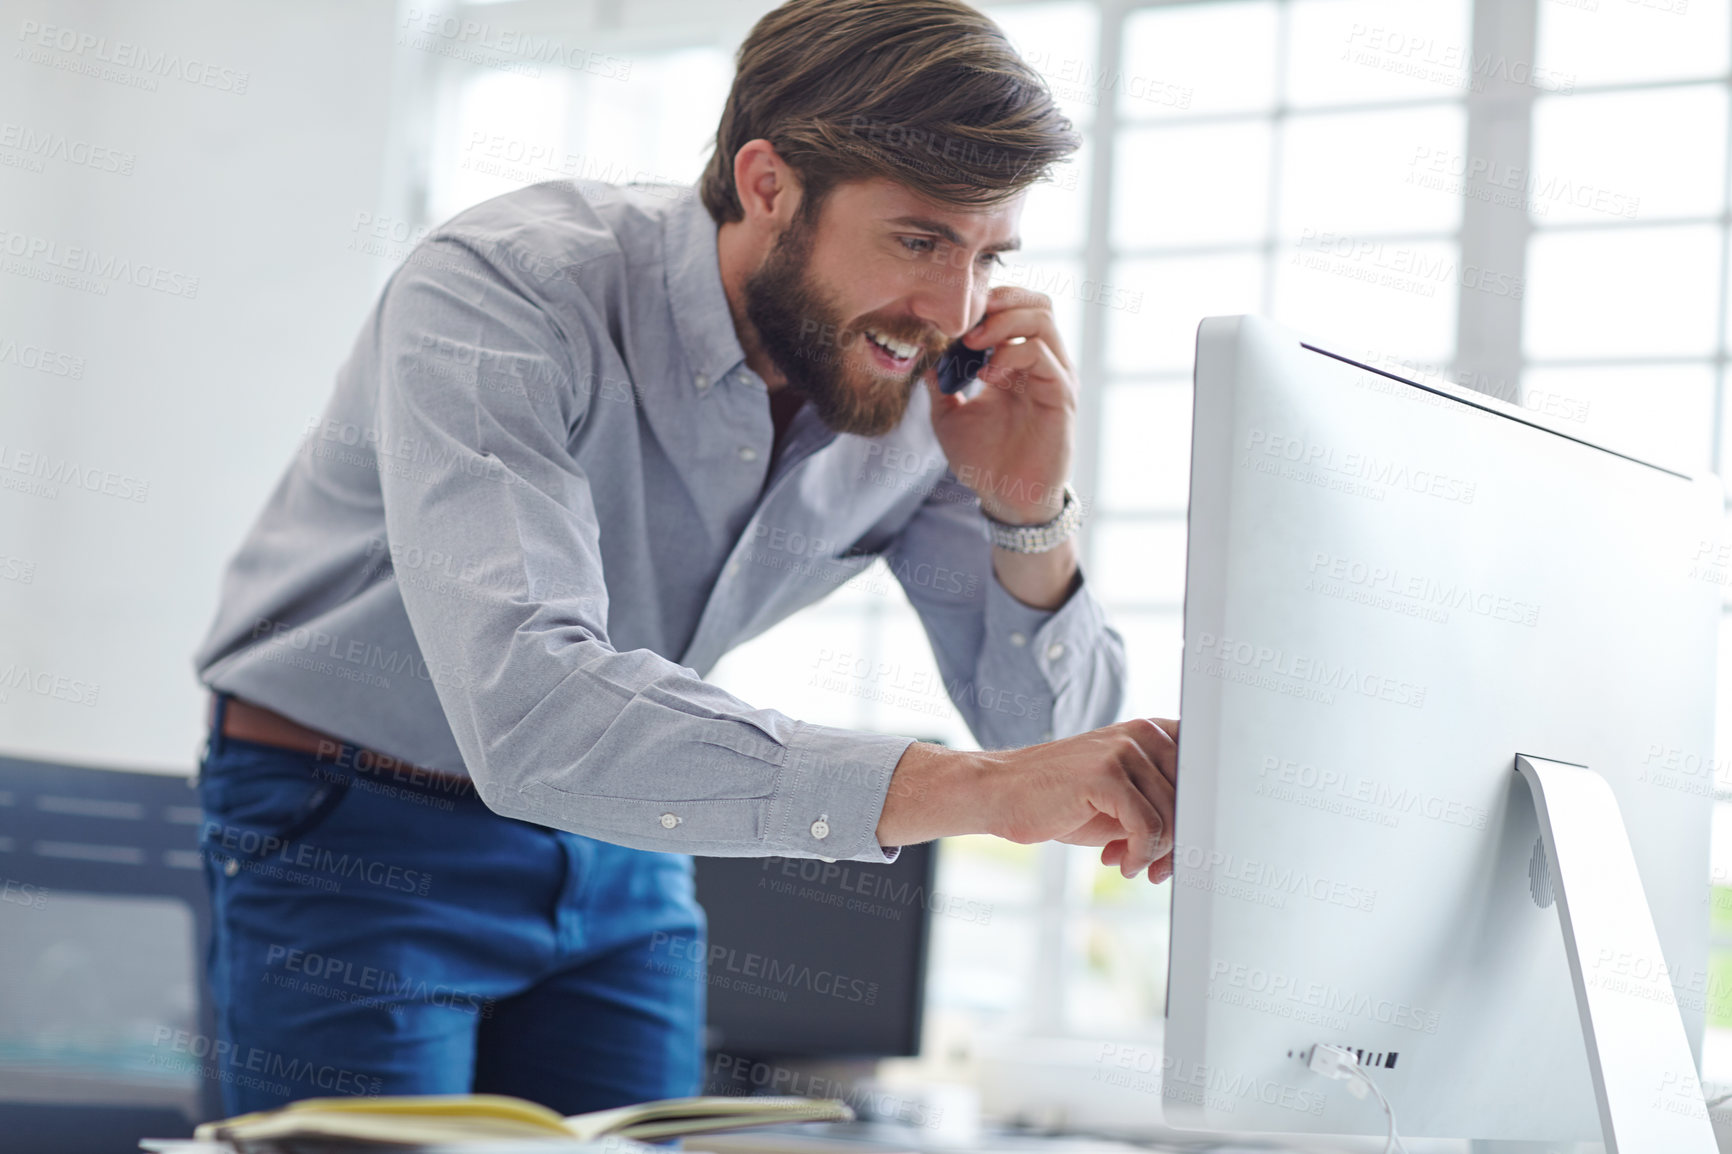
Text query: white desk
694 1119 1538 1154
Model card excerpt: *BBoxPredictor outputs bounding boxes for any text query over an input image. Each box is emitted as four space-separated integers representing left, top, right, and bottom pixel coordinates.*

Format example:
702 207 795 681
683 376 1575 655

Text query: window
1524 0 1732 1077
409 0 1732 1085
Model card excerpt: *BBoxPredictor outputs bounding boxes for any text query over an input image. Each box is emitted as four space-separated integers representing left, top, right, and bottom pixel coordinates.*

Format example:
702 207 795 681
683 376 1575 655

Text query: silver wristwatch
981 482 1084 553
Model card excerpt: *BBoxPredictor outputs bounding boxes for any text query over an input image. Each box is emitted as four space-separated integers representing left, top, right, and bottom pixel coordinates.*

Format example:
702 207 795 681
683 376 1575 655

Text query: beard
742 211 947 439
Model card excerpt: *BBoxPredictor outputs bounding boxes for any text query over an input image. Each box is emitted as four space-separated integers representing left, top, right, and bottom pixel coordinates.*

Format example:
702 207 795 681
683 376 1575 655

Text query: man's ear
732 139 802 231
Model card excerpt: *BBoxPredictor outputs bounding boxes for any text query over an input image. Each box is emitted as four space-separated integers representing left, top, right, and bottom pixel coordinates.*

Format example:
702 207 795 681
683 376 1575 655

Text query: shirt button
1008 631 1027 647
810 814 831 840
694 372 709 389
659 813 682 829
739 446 758 462
223 858 240 877
1046 642 1066 661
727 561 741 578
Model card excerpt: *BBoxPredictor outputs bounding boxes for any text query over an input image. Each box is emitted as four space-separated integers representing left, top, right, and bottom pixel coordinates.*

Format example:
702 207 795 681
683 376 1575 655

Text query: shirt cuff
978 566 1111 740
1023 567 1112 689
763 721 916 864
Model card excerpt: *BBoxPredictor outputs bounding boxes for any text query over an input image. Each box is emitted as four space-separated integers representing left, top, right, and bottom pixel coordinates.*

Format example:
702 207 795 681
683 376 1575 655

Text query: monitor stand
1504 754 1717 1153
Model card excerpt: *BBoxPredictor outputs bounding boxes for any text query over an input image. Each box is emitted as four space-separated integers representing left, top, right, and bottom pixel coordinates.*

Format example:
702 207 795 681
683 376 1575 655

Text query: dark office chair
0 752 219 1153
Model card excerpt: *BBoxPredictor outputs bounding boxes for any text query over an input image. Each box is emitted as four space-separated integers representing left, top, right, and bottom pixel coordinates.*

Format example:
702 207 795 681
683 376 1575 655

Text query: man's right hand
876 717 1180 883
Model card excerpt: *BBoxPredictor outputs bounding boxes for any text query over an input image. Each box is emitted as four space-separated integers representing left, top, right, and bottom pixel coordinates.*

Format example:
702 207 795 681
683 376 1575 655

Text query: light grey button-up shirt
193 179 1127 864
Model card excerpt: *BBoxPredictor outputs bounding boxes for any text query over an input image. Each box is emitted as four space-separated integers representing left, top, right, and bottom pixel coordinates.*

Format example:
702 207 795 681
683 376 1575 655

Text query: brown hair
699 0 1080 226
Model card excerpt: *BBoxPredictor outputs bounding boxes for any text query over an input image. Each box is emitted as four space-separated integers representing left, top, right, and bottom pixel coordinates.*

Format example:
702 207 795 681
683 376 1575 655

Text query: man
192 0 1177 1119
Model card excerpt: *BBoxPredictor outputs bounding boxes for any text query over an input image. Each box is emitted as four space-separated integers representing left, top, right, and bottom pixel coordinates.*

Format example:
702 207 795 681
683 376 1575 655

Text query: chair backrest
0 753 219 1152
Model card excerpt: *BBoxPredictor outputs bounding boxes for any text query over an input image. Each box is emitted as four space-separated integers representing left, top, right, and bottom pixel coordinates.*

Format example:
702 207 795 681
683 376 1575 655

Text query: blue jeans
196 691 706 1116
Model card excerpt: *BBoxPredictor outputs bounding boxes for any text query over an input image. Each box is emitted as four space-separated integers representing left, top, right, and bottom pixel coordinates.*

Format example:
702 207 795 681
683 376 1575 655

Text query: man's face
743 177 1023 438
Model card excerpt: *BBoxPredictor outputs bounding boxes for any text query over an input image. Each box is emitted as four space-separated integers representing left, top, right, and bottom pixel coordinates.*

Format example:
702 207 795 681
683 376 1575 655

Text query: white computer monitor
1164 314 1723 1145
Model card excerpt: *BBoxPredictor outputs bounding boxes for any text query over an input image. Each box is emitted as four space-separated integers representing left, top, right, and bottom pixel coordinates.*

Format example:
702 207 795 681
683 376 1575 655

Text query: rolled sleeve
371 234 911 860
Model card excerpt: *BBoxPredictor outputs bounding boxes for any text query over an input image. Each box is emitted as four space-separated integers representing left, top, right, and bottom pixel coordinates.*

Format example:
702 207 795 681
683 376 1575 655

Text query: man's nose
910 258 982 339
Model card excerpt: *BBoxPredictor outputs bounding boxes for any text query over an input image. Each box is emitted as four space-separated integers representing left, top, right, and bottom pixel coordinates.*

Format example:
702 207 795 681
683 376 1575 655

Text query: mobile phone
935 339 992 395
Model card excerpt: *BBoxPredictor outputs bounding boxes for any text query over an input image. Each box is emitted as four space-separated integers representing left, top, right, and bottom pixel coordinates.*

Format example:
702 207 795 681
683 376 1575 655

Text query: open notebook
193 1094 856 1148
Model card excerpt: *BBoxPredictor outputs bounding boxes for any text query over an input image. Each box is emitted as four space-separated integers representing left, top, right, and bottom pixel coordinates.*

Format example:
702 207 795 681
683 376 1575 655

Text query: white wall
0 0 412 772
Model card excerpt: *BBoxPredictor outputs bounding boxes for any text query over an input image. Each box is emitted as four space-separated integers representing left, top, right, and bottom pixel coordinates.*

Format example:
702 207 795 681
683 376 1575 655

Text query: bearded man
191 0 1177 1117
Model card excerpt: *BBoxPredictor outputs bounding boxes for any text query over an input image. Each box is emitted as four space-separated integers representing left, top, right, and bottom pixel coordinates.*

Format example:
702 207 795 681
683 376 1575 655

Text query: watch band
981 482 1083 553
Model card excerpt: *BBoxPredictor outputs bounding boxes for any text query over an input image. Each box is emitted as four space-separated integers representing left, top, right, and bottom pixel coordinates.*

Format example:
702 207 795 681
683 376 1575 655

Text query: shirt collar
662 187 750 389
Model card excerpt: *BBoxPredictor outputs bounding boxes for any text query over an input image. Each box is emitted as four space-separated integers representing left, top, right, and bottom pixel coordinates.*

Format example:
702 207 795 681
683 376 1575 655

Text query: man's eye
897 237 1001 266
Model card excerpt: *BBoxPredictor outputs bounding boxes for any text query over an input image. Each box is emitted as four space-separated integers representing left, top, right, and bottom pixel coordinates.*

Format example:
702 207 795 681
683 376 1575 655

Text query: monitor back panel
1165 314 1721 1142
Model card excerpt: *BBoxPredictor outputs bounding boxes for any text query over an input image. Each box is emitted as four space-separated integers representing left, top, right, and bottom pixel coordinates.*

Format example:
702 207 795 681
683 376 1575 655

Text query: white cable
1347 1064 1407 1154
1303 1044 1408 1154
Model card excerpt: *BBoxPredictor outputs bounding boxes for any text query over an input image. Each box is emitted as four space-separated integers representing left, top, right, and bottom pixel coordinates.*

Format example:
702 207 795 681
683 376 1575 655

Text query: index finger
1124 716 1179 789
1108 727 1176 876
966 287 1072 366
